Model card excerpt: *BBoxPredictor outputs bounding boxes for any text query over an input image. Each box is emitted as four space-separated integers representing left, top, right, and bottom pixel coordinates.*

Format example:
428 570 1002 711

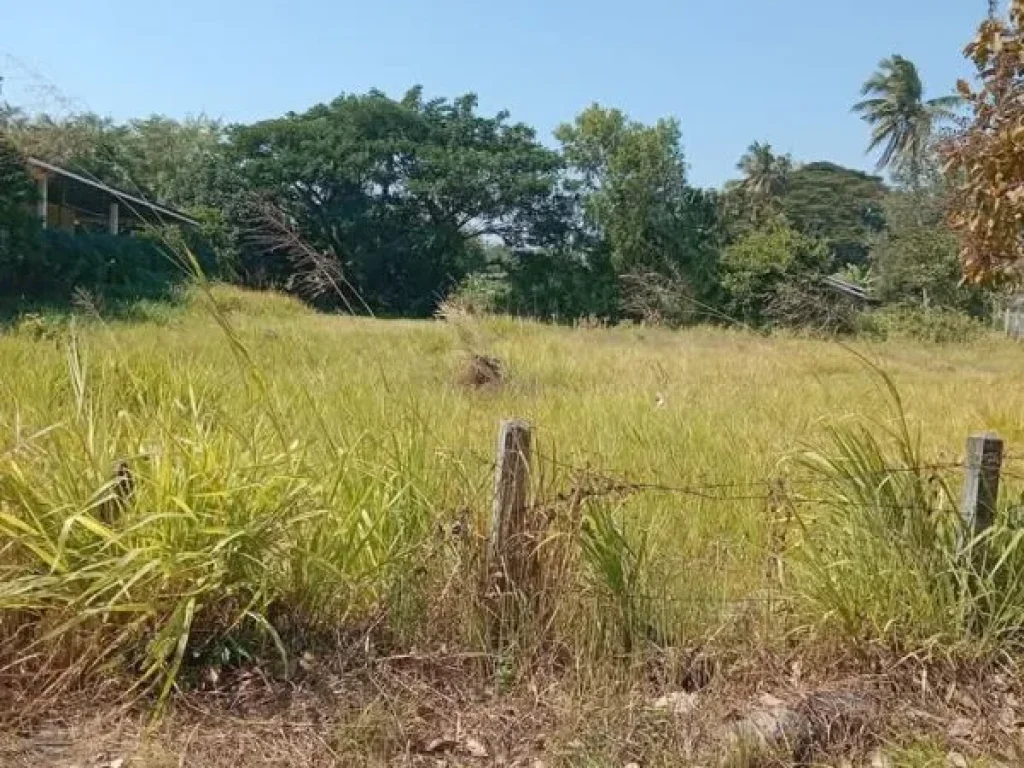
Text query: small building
27 157 198 235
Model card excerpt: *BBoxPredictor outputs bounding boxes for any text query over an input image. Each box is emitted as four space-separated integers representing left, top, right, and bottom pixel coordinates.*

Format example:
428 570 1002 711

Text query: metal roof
27 157 200 227
822 275 876 303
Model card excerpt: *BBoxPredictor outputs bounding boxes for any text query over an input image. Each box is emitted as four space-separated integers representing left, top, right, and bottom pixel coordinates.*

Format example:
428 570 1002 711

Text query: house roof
27 157 200 227
822 275 876 304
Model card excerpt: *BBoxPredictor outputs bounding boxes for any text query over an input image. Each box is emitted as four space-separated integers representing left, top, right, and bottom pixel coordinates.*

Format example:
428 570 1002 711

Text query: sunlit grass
2 284 1024 705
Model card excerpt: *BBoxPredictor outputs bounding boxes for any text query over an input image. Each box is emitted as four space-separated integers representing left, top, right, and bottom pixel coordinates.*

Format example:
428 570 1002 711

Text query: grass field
3 285 1024 765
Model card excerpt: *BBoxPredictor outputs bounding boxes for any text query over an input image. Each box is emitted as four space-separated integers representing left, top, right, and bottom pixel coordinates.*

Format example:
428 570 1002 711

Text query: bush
857 306 987 344
618 269 699 327
443 270 511 316
446 248 620 323
1 226 218 304
721 219 831 326
764 276 863 335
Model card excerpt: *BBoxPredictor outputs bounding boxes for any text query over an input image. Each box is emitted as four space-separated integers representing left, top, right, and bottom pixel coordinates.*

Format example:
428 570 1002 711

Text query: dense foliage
0 136 39 285
945 0 1024 284
228 88 561 315
781 162 886 267
0 37 1000 330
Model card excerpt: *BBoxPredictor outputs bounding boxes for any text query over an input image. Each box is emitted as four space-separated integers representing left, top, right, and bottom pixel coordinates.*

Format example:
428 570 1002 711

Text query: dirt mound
456 353 504 390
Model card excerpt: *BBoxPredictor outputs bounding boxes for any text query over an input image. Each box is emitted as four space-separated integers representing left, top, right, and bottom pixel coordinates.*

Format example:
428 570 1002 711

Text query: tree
736 141 792 199
944 1 1024 284
871 184 982 311
722 142 794 234
2 111 132 188
781 162 887 267
2 109 230 212
119 115 228 209
853 55 961 183
720 218 831 325
555 105 722 315
230 88 562 315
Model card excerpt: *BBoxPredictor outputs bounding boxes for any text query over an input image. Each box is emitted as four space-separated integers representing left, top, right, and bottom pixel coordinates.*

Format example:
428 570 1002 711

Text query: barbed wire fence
476 419 1019 633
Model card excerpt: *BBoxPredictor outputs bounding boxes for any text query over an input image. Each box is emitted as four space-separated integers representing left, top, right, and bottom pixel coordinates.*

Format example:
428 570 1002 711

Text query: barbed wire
439 437 1024 517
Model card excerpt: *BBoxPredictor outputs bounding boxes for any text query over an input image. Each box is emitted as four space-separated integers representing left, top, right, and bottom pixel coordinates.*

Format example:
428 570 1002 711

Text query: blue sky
1 0 983 188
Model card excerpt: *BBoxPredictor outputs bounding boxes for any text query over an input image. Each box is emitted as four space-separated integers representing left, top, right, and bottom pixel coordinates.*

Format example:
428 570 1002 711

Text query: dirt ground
3 649 1022 767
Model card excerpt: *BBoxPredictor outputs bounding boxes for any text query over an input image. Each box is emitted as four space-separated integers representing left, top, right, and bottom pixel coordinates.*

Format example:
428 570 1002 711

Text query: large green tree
781 162 887 266
230 87 561 315
555 105 721 316
852 55 960 182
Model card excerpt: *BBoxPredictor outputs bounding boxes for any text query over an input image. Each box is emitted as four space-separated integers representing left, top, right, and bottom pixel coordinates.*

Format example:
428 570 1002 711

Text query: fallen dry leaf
949 716 975 739
651 691 698 715
423 737 458 754
463 737 488 758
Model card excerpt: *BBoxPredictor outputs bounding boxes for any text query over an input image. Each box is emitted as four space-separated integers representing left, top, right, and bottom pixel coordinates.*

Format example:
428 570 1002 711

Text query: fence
483 418 1012 633
100 418 1019 636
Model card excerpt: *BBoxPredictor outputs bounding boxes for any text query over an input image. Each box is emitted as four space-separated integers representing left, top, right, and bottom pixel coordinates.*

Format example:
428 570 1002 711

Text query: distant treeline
0 79 994 332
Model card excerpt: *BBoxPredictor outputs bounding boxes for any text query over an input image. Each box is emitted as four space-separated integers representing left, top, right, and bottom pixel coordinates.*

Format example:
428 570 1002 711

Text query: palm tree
736 141 792 198
852 55 961 182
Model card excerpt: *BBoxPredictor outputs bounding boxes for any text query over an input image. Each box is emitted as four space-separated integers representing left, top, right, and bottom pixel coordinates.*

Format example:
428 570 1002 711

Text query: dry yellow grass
3 285 1024 763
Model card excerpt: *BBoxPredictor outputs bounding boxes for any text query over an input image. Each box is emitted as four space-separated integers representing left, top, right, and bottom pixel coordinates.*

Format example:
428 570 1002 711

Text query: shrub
446 248 620 323
764 276 863 335
721 219 831 326
857 306 988 343
444 270 511 316
1 226 218 304
618 269 699 327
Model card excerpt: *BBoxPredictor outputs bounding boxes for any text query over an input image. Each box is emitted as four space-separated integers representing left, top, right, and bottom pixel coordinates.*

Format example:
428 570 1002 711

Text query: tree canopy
229 88 562 314
781 162 887 267
853 54 961 183
944 1 1024 284
0 43 1002 330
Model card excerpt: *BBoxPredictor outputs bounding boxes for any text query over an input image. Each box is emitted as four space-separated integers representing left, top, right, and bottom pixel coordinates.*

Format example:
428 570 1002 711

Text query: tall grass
794 365 1024 658
2 285 1024 710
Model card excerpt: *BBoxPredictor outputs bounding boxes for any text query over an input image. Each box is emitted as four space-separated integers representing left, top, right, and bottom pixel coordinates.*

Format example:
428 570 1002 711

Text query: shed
27 157 198 235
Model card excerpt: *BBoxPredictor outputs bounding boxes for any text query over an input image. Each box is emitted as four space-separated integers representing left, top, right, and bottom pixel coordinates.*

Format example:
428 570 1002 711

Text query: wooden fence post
487 419 533 629
98 458 135 524
961 432 1003 541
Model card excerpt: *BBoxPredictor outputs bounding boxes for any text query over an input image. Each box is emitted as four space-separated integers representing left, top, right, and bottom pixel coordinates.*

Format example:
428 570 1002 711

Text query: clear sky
1 0 984 188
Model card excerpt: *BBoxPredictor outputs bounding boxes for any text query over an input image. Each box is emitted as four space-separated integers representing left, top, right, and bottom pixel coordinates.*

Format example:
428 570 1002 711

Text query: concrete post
108 201 120 235
37 174 48 228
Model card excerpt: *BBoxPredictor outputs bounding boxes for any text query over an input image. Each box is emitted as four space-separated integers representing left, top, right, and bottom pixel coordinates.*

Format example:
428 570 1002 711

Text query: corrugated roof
822 275 875 303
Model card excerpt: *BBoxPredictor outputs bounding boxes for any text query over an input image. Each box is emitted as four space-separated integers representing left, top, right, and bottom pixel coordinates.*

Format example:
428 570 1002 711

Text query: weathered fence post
486 418 533 633
961 432 1003 542
98 458 135 524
